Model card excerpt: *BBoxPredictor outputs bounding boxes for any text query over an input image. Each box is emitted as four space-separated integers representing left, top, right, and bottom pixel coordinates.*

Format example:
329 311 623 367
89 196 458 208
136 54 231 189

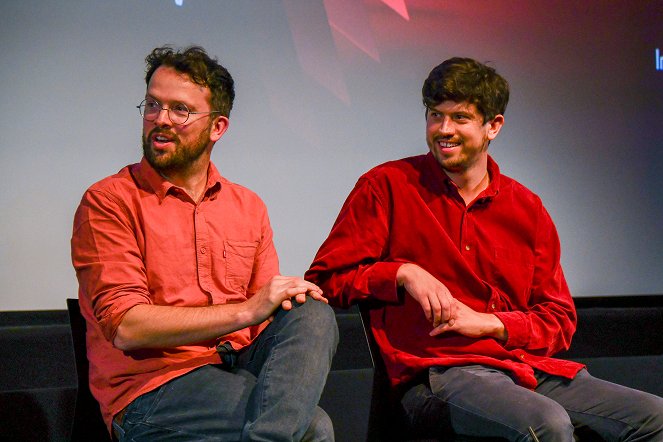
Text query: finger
306 289 328 303
309 292 329 304
429 294 443 327
283 276 323 295
419 297 433 323
286 286 310 297
303 281 323 295
294 292 307 304
296 282 324 298
281 299 293 311
429 322 451 337
447 298 458 326
438 294 452 323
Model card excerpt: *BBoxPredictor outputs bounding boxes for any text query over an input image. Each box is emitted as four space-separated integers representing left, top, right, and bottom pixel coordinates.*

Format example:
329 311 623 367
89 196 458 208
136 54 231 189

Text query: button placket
194 206 213 297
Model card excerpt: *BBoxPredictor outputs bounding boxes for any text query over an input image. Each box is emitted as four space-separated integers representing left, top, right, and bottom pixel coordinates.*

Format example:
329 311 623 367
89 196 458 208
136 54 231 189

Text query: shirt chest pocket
225 240 258 293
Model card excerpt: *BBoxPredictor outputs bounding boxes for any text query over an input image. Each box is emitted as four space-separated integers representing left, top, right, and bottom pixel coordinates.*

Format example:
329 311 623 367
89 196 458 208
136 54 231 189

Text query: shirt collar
483 155 501 198
132 157 224 202
423 152 502 200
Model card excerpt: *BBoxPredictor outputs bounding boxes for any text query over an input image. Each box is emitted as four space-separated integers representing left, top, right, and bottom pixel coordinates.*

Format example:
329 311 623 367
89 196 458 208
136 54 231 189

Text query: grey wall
1 0 662 310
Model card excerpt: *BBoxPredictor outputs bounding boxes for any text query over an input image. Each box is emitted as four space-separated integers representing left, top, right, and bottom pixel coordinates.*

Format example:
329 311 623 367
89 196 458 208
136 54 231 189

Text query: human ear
486 114 504 140
210 116 229 142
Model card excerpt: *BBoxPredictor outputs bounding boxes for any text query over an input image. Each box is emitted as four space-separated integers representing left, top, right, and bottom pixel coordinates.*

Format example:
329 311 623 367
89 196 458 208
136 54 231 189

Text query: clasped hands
396 263 506 340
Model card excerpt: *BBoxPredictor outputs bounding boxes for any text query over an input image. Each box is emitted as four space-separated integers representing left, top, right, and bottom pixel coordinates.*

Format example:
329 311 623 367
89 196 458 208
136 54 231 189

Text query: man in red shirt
71 45 338 441
306 57 663 441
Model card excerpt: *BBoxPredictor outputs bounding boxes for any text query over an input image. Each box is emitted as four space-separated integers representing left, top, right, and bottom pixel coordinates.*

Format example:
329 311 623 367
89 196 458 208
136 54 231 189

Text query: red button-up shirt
71 158 279 431
306 153 583 390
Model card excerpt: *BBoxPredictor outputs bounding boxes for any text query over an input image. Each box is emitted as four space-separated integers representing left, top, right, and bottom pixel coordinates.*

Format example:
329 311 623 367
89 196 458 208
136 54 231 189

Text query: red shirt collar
423 152 502 201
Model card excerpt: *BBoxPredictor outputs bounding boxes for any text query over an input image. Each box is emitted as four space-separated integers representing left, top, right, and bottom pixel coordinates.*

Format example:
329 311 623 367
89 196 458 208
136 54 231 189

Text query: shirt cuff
494 310 529 349
97 294 152 342
368 261 404 303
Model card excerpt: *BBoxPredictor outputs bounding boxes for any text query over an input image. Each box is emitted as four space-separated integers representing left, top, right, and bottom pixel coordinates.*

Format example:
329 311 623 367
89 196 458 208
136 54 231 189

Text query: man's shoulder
361 154 427 182
214 175 268 211
222 180 265 200
84 164 139 197
497 172 544 209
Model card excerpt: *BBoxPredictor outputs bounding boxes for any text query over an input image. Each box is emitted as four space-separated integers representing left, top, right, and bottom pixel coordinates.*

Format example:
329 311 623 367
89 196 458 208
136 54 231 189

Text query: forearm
113 302 260 351
114 275 323 351
307 261 402 308
485 313 508 341
488 265 575 352
494 303 575 353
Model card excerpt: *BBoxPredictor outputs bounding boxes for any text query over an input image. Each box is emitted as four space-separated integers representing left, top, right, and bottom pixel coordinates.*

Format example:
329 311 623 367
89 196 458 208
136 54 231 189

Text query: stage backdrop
1 0 662 310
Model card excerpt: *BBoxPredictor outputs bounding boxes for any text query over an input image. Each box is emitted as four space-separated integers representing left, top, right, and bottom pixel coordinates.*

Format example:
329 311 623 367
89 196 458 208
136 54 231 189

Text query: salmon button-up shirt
71 158 279 432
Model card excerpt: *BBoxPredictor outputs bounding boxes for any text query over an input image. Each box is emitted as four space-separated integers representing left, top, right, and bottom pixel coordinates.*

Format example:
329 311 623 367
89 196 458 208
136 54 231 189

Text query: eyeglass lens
138 99 190 124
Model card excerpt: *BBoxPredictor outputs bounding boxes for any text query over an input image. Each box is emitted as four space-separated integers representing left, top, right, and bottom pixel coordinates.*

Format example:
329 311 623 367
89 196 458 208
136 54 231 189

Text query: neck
445 159 489 205
161 156 211 203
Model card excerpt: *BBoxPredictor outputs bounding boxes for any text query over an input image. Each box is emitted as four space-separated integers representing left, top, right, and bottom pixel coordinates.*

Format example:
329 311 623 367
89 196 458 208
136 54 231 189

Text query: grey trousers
400 365 663 441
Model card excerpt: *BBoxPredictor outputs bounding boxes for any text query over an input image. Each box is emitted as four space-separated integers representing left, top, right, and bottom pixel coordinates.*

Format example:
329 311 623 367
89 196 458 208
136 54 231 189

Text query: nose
437 116 454 136
152 107 172 127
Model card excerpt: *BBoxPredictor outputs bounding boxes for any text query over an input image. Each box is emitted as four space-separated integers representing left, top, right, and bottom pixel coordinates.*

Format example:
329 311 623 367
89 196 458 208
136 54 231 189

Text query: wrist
228 302 259 328
396 263 416 287
488 314 508 341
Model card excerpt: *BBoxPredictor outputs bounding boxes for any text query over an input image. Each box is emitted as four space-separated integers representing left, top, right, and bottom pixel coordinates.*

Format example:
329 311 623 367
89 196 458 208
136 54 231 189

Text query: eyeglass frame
137 98 222 125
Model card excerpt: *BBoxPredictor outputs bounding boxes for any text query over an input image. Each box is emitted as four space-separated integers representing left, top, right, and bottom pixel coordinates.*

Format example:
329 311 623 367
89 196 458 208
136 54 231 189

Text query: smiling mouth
437 139 460 150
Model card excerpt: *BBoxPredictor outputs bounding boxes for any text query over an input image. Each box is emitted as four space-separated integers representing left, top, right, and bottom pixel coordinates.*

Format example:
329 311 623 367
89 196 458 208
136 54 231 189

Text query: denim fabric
112 299 339 441
400 365 663 441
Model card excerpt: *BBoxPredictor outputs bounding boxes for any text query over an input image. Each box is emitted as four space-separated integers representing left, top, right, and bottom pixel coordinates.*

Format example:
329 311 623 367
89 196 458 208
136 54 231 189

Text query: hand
279 279 328 311
397 263 456 328
250 275 327 323
429 299 507 341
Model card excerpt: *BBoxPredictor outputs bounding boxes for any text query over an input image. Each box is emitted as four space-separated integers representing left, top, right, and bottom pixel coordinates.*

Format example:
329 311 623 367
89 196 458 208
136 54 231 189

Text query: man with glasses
71 45 338 441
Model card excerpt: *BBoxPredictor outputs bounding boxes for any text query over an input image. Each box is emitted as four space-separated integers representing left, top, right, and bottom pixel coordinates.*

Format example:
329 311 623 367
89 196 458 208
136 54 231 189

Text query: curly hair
422 57 509 122
145 45 235 117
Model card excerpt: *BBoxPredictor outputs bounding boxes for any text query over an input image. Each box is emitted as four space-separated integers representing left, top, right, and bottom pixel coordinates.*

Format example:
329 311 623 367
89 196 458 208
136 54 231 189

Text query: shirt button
491 303 496 310
465 245 471 251
519 354 525 359
200 247 207 254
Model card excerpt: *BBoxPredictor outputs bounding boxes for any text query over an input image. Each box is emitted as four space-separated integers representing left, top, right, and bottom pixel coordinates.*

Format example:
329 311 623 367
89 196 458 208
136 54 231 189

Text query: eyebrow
426 108 474 116
145 95 198 110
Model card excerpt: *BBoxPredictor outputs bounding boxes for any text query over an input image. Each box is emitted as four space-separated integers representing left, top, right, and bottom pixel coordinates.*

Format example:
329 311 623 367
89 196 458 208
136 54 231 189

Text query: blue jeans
400 365 663 441
112 299 339 441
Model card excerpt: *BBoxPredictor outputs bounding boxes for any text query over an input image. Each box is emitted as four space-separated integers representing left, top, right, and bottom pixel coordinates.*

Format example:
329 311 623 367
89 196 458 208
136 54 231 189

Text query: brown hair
422 57 509 122
145 45 235 117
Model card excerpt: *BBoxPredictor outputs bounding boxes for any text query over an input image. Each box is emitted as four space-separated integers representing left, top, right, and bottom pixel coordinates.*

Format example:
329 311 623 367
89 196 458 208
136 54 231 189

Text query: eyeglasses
137 98 221 125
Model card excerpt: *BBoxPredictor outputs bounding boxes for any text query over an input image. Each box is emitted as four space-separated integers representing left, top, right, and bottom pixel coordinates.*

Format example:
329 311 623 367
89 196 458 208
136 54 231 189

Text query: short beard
440 154 472 174
142 124 211 175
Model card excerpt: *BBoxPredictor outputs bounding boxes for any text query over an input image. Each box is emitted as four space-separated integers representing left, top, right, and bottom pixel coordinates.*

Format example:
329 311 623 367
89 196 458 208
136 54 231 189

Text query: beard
438 151 476 173
142 124 211 175
427 136 489 174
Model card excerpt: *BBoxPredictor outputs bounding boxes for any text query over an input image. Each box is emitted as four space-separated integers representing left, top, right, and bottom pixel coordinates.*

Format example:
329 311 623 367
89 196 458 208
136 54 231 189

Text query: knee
302 406 335 442
632 392 663 437
283 299 339 349
301 297 336 324
295 300 338 337
400 383 450 437
527 402 574 442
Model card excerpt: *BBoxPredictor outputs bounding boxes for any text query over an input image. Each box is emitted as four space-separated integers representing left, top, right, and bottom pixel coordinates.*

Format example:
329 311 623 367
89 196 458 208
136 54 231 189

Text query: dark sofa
1 295 661 442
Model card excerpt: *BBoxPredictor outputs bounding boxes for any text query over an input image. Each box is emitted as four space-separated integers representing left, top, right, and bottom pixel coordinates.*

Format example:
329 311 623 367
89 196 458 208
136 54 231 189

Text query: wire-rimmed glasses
137 98 221 125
